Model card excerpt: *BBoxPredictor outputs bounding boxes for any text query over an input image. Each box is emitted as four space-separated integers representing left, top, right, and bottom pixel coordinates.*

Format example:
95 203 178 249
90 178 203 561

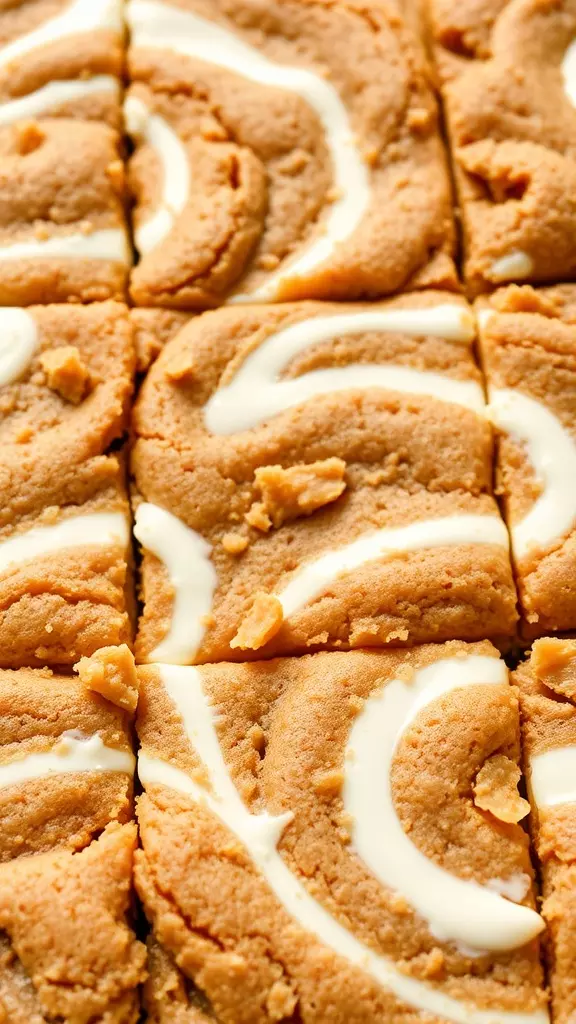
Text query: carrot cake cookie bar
477 285 576 636
135 642 547 1023
0 657 135 863
125 0 456 308
132 292 517 664
516 637 576 1024
426 0 576 293
0 0 125 128
0 301 134 666
0 823 146 1023
0 118 129 305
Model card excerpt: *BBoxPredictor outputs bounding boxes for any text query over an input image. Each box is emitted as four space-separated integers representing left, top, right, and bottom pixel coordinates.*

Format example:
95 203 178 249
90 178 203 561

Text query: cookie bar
125 0 456 309
426 0 576 293
0 823 146 1023
477 285 576 636
0 0 125 128
0 660 135 862
0 118 130 305
516 638 576 1024
0 301 135 666
135 643 546 1023
132 292 517 664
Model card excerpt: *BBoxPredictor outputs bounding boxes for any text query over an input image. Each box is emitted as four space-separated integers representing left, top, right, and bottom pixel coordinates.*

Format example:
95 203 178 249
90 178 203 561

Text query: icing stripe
124 96 190 255
0 309 38 386
488 252 533 284
138 664 548 1024
343 655 542 953
204 305 480 435
0 512 129 576
0 733 134 790
133 503 217 664
127 0 370 297
0 76 119 125
0 228 130 265
0 0 123 71
488 388 576 559
277 513 510 620
563 39 576 107
529 746 576 808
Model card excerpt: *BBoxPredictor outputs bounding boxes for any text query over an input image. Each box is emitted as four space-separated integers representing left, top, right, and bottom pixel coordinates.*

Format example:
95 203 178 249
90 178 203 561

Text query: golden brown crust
136 645 545 1023
132 292 517 662
127 0 456 307
427 0 576 292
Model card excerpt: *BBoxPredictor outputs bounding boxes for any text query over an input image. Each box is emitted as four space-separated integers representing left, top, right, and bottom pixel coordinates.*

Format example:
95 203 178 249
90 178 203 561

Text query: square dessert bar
426 0 576 293
132 291 517 664
125 0 457 309
516 638 576 1024
0 823 146 1021
0 654 136 863
0 301 135 667
135 643 546 1023
0 0 125 128
0 118 130 305
477 284 576 636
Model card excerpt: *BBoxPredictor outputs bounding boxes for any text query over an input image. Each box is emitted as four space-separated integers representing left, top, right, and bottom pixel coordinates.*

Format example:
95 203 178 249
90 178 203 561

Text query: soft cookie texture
131 291 517 664
516 639 576 1024
0 118 129 304
125 0 456 308
0 666 134 863
477 285 576 636
135 643 546 1023
0 824 146 1024
426 0 576 293
0 301 135 666
0 0 125 127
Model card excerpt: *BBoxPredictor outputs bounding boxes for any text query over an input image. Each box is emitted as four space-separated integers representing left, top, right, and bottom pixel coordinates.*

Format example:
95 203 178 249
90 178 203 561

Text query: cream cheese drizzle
529 746 576 808
126 0 370 297
0 512 129 577
0 308 38 386
276 513 510 620
138 664 548 1024
488 388 576 559
124 95 190 255
133 503 217 664
343 655 543 953
0 228 130 265
488 252 534 284
0 732 134 790
204 304 480 435
0 76 119 125
0 0 123 72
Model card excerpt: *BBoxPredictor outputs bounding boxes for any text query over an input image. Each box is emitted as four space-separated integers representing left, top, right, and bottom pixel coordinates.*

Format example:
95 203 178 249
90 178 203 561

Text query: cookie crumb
532 638 576 701
40 346 90 404
245 501 272 532
14 120 45 155
474 754 530 823
266 980 298 1021
313 768 344 798
254 457 346 528
164 349 195 383
230 593 283 650
74 644 138 712
222 531 249 555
